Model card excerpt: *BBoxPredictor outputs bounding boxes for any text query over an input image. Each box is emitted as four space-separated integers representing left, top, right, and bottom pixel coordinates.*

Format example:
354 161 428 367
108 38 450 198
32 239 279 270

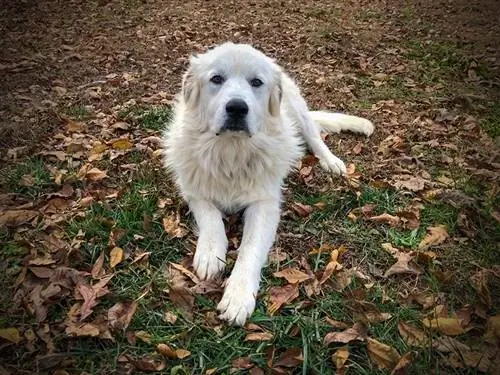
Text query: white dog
163 42 373 325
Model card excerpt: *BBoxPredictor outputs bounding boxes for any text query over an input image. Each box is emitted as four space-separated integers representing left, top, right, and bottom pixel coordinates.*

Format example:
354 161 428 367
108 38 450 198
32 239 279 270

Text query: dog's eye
210 75 224 85
250 78 263 87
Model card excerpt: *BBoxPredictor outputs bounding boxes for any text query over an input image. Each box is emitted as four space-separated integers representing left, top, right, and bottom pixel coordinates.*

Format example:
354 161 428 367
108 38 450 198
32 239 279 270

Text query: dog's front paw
217 275 257 326
193 235 227 280
319 153 347 176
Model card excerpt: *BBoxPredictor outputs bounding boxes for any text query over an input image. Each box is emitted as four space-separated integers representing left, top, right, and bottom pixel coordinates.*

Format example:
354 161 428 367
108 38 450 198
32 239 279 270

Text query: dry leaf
323 322 368 345
274 348 303 367
244 332 274 342
108 301 138 330
110 247 124 268
291 202 313 217
384 252 423 278
391 352 413 375
231 356 254 370
332 346 349 372
77 282 97 320
0 209 38 227
163 311 178 324
169 286 194 320
112 139 134 150
0 327 21 344
422 317 468 336
369 213 401 227
418 225 449 249
162 212 188 239
91 251 105 278
267 284 299 315
135 330 152 343
132 355 166 372
65 322 100 337
398 322 426 347
367 337 401 371
273 268 311 284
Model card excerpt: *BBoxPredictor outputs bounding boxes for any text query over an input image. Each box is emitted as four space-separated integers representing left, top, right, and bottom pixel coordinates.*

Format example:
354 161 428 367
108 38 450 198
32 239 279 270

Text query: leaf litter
1 0 499 373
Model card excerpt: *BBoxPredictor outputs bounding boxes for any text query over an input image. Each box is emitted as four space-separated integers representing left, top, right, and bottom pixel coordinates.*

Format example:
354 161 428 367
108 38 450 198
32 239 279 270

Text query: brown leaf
332 346 349 372
0 327 21 344
162 212 188 239
291 202 313 217
418 225 449 249
108 301 138 330
470 268 497 308
274 348 303 368
109 247 124 268
244 332 274 342
65 322 100 337
169 287 194 320
267 284 299 315
0 209 38 227
422 317 468 336
391 352 413 375
135 330 152 343
28 266 55 279
163 311 178 324
367 337 402 371
132 355 166 372
323 322 368 345
384 252 423 278
392 174 426 192
175 349 191 359
232 356 254 370
91 251 105 278
369 213 401 227
169 262 200 284
77 283 97 320
273 267 311 284
398 322 426 347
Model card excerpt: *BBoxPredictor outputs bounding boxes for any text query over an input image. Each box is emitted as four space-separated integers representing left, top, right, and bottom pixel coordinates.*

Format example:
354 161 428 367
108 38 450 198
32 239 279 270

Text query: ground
0 0 499 374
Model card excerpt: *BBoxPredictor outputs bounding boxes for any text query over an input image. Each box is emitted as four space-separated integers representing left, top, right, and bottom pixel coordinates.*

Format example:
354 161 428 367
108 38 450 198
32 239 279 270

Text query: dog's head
181 42 282 137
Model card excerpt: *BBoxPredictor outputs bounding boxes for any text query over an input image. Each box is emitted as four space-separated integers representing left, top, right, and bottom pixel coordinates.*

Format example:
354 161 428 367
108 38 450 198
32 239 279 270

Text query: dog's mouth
216 118 252 137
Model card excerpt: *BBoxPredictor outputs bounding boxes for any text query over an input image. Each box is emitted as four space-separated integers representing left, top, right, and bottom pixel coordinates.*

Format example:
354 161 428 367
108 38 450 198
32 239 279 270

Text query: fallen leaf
332 346 349 372
470 268 497 308
163 311 178 324
112 139 134 150
273 267 311 284
267 284 299 315
65 322 100 337
422 317 468 336
135 330 152 343
0 209 38 226
231 356 254 370
169 286 194 320
77 282 97 320
175 349 191 359
132 355 166 372
274 348 303 367
91 251 105 278
323 322 368 345
384 252 423 278
367 337 401 371
392 174 426 192
244 332 274 342
369 213 401 227
398 322 426 347
418 225 449 249
109 247 124 268
0 327 21 344
291 202 313 217
391 352 413 375
108 301 138 330
162 212 188 239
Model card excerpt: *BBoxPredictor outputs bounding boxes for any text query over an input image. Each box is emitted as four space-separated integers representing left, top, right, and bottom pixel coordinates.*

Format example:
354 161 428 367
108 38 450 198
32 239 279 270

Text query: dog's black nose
226 99 249 117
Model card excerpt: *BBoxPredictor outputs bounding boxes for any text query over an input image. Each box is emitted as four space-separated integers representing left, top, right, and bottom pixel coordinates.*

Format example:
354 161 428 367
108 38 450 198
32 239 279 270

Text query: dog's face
181 43 282 136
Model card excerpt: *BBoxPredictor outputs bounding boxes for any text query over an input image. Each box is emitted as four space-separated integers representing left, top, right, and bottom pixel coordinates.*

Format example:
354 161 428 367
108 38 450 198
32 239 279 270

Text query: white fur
163 42 373 325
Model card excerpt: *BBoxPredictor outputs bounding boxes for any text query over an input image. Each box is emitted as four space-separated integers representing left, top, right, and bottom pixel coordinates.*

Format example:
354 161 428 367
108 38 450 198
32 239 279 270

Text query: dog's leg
282 76 347 175
217 199 280 325
189 199 228 280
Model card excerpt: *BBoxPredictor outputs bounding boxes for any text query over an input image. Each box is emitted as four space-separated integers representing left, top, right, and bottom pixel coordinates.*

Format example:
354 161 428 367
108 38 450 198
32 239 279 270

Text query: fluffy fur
163 42 374 325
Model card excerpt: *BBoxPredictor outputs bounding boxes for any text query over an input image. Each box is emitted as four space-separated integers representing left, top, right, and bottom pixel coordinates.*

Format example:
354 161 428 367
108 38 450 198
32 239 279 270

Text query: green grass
480 101 500 138
64 105 93 120
4 157 55 198
117 105 172 131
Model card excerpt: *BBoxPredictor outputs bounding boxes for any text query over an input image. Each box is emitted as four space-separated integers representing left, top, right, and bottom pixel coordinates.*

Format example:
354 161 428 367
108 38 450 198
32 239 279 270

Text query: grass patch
3 157 54 197
480 101 500 138
64 105 92 120
118 105 172 131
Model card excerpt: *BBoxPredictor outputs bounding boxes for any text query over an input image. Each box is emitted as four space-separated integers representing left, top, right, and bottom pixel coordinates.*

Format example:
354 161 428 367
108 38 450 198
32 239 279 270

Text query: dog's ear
268 78 282 117
182 56 200 108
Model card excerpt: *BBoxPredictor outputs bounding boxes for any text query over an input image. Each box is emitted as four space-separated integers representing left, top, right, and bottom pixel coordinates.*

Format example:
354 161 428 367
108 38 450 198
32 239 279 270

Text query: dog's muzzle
217 98 250 136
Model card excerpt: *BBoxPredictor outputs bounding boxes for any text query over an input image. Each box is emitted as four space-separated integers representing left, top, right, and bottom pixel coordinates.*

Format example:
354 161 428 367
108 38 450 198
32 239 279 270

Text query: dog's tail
309 111 374 136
